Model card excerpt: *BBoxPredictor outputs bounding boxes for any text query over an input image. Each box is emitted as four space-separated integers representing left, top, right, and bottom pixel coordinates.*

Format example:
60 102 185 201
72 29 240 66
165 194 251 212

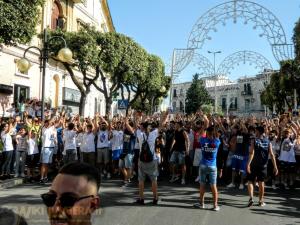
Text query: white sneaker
195 176 200 182
227 183 235 188
213 205 220 211
20 173 25 178
259 202 266 207
107 173 111 179
193 202 205 209
239 184 244 190
181 179 185 185
14 174 19 178
272 184 276 190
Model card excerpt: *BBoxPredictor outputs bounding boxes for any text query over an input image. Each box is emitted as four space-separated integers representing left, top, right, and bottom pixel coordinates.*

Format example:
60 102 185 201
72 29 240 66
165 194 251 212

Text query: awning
0 84 13 95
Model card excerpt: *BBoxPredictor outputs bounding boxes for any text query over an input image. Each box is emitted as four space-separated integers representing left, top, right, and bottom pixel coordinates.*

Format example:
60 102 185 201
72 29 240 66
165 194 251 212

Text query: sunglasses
41 192 94 208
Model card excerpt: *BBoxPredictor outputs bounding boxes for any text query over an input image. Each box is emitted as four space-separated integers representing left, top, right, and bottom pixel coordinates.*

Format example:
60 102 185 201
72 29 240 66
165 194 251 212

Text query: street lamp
208 50 221 113
16 28 72 120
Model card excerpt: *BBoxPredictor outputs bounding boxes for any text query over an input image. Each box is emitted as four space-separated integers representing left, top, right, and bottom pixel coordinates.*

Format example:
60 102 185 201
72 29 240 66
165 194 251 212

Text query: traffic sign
118 100 128 109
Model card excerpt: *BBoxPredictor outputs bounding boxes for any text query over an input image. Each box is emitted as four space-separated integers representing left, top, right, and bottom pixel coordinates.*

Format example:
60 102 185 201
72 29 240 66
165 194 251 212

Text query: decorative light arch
172 0 293 74
192 53 214 76
217 50 273 76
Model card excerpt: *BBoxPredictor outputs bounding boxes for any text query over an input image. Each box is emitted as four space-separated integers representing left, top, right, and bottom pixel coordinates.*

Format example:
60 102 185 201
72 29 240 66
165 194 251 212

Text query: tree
48 27 100 116
185 73 212 114
49 27 154 116
0 0 44 45
293 18 300 60
128 55 170 114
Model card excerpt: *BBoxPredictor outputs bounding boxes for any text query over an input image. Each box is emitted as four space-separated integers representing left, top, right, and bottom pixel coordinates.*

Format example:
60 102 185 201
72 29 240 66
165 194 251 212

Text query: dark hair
255 126 265 135
59 162 101 190
206 126 214 133
68 122 75 130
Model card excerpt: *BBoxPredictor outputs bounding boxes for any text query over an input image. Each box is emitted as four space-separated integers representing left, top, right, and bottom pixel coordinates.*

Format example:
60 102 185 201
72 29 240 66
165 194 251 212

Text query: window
222 97 226 110
180 101 184 111
51 1 64 30
245 99 251 111
173 89 177 98
14 85 30 107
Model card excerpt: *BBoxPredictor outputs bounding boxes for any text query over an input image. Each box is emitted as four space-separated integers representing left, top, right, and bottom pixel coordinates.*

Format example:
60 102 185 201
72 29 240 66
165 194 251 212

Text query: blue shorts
231 155 247 174
112 149 122 161
170 151 185 165
40 147 54 164
200 165 217 185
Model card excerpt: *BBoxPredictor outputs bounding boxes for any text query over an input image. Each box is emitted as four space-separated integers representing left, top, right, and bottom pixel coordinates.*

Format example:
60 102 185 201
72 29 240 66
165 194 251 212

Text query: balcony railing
241 90 253 96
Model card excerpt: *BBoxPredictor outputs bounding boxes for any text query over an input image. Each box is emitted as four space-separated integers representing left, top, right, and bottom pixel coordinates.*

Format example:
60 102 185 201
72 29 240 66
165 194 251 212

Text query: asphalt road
0 179 299 225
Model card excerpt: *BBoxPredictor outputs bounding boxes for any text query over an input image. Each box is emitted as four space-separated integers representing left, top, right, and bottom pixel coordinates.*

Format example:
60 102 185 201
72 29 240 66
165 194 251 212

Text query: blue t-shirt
200 137 221 167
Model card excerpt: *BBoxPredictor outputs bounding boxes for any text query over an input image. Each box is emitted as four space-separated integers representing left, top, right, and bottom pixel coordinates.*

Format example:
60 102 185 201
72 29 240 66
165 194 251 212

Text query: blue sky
109 0 300 83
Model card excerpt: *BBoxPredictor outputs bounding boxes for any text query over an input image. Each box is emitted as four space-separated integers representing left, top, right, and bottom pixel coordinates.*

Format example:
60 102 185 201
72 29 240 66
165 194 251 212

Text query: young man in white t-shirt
80 124 96 167
40 120 57 183
62 122 77 164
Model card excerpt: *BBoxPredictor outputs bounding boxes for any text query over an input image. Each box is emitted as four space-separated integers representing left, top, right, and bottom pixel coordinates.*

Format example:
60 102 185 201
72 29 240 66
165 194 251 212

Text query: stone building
171 71 273 116
0 0 114 117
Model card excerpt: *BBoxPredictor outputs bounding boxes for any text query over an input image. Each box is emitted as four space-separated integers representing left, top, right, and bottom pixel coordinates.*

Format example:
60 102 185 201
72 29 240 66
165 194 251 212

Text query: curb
0 178 24 189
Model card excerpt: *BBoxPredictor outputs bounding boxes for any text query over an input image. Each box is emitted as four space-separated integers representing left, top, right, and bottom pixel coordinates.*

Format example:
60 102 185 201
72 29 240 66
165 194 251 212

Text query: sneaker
213 206 220 211
193 202 205 209
14 174 19 178
20 173 25 178
181 179 185 185
195 176 200 182
169 175 180 183
134 198 145 205
283 182 288 188
227 183 235 188
272 184 276 190
152 198 159 205
258 201 266 207
107 173 111 179
239 184 244 190
248 198 254 207
43 178 49 183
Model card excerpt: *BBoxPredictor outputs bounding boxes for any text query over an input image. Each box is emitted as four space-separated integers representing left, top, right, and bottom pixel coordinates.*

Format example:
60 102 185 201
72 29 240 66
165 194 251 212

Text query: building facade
0 0 114 117
171 71 273 116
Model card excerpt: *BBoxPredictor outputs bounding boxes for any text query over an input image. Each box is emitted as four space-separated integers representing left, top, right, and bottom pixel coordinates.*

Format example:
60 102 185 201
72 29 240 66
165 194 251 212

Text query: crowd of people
1 101 300 211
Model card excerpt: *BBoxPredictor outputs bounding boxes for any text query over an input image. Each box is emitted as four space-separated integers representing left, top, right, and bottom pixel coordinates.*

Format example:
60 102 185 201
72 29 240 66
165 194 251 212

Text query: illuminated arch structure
217 50 273 75
172 0 294 76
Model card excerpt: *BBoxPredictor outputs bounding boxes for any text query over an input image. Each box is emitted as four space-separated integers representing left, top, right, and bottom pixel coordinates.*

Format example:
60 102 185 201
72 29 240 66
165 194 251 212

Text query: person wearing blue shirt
194 125 221 211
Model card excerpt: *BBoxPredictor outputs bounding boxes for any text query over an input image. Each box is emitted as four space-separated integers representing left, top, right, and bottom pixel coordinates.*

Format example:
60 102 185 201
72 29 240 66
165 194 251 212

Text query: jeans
15 151 26 175
1 151 14 175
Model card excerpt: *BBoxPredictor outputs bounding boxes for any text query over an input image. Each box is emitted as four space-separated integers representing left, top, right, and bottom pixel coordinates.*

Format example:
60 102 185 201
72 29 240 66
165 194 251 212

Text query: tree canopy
0 0 44 45
185 73 212 114
48 26 169 115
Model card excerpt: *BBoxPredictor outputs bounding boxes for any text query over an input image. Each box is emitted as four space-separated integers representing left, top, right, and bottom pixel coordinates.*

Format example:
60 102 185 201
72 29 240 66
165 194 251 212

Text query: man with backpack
135 112 168 205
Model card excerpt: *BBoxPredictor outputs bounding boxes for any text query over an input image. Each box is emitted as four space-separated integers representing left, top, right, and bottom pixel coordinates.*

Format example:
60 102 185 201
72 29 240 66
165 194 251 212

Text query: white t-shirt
1 131 14 151
27 138 39 155
134 129 143 150
97 130 109 148
278 138 296 162
63 129 77 150
148 128 158 154
76 133 84 148
188 129 194 151
42 126 56 148
111 130 123 151
80 132 95 153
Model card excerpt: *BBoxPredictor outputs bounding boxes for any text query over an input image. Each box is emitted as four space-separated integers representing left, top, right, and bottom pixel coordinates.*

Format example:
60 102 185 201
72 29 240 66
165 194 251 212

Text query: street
0 179 299 225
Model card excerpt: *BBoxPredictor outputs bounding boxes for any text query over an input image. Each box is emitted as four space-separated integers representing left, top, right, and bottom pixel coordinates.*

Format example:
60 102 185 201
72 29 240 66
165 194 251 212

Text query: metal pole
213 53 217 113
169 49 176 108
41 28 48 121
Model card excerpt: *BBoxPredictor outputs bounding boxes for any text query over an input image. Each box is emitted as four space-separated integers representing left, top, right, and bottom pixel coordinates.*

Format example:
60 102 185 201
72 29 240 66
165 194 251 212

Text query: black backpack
139 134 153 163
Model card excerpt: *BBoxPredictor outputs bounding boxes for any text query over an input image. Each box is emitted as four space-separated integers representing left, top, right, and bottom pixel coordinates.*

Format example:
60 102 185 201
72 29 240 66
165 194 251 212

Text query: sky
109 0 300 83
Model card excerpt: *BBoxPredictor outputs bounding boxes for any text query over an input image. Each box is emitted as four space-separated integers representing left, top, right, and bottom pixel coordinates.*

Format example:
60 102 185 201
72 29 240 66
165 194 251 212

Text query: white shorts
40 147 54 164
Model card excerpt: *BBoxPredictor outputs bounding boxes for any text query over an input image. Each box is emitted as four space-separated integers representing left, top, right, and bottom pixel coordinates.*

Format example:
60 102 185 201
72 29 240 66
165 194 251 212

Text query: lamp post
208 50 221 113
16 28 72 120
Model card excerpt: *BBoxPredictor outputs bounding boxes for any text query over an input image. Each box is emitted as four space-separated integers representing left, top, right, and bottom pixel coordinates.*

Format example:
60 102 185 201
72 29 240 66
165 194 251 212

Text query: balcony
241 90 253 96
